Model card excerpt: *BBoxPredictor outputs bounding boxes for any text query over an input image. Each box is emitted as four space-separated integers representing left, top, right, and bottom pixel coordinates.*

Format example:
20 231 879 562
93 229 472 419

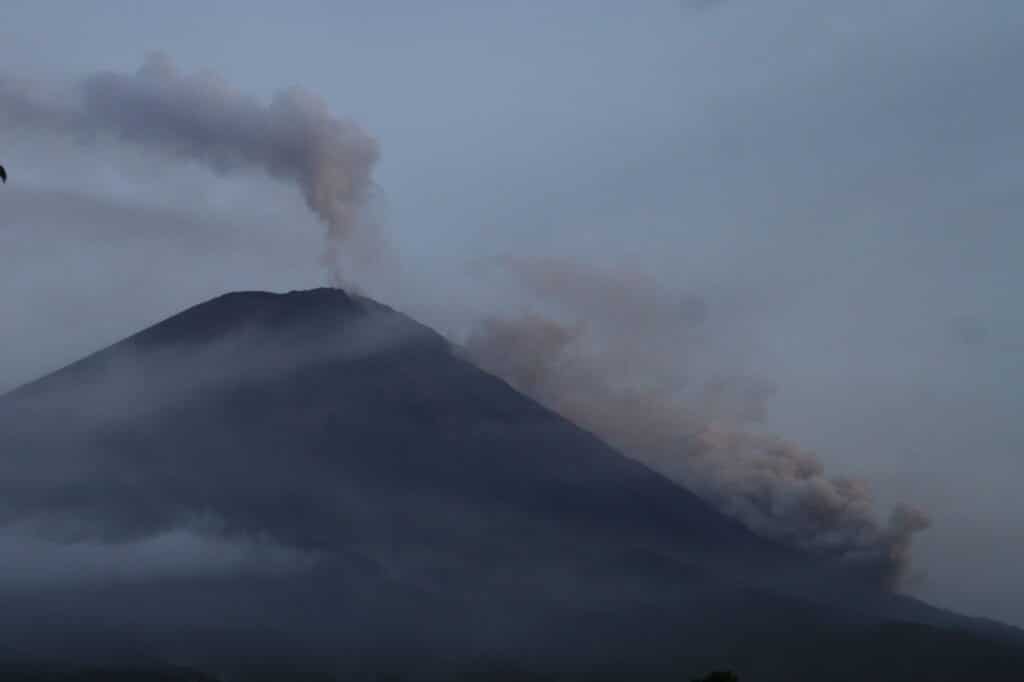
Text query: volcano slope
0 288 1021 681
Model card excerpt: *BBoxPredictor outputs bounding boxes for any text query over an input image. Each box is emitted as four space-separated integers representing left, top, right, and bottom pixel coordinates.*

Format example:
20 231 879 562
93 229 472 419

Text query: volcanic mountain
0 288 1021 681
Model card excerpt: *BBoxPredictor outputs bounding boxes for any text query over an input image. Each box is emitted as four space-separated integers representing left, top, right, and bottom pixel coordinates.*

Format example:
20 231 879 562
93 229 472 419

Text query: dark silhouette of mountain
1 288 1022 681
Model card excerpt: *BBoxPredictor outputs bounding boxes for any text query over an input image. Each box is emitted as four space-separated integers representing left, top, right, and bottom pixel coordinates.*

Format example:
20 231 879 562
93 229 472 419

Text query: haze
1 0 1022 626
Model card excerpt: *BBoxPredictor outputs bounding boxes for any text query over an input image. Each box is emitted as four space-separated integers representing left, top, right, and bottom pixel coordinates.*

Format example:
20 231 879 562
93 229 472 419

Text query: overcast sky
2 0 1023 626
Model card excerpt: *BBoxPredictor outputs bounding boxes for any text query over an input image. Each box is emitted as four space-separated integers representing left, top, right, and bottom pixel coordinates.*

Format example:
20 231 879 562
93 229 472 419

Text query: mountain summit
1 288 1022 681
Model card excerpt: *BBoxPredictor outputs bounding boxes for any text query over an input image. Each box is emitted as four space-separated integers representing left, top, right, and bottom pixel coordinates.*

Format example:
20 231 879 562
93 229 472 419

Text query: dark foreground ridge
1 288 1022 681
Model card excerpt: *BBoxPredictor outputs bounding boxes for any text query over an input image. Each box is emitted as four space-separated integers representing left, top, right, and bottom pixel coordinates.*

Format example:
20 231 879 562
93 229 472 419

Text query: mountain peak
10 287 435 401
134 287 364 345
2 288 1022 679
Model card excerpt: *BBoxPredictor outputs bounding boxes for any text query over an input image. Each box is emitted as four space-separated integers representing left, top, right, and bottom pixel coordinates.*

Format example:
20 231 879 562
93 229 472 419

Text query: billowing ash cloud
0 52 379 284
462 258 931 589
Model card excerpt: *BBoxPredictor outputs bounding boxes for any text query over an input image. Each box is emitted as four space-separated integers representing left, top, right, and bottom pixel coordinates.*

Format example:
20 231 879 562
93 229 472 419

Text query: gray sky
2 1 1023 625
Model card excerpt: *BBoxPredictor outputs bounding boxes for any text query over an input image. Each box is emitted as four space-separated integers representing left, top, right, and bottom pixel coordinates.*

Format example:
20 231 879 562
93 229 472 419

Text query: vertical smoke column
0 53 380 284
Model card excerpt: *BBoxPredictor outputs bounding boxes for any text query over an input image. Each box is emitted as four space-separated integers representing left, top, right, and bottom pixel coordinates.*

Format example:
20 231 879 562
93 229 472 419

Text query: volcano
1 288 1021 681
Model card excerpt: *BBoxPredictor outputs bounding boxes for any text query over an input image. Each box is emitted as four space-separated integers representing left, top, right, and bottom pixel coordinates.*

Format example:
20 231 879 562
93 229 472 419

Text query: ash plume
0 52 379 284
462 258 931 589
0 53 931 589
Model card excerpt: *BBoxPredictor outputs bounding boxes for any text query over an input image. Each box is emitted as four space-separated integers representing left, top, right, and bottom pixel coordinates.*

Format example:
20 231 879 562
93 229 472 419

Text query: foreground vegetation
2 621 1022 681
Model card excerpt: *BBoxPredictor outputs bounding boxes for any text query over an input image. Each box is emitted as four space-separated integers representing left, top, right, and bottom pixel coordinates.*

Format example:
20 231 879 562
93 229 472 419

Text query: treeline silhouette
4 619 1024 681
692 673 739 682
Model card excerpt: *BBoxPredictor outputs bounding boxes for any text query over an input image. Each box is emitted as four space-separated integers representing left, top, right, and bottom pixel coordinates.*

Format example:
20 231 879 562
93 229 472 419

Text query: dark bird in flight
0 164 6 183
